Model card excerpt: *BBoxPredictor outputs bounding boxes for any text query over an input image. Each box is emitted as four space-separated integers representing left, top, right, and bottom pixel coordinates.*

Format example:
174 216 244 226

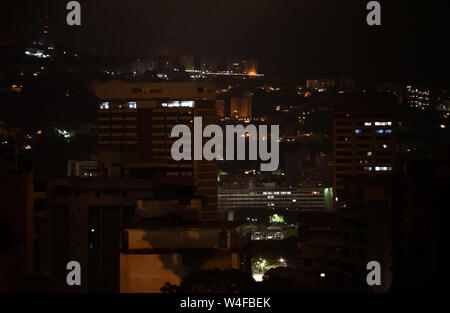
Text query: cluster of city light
186 69 264 77
56 129 72 139
406 86 431 109
269 214 284 224
25 50 50 59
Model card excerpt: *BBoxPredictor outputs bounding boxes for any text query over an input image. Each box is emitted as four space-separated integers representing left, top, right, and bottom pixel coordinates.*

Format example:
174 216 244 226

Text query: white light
253 273 263 282
100 102 109 109
161 101 194 108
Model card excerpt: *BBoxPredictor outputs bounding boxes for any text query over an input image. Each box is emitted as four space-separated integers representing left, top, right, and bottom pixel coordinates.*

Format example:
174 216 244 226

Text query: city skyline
1 0 449 84
1 0 449 299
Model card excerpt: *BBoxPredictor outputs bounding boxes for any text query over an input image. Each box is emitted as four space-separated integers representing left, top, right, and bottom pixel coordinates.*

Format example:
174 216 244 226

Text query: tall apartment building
404 85 431 109
332 95 397 210
92 81 219 221
43 177 202 292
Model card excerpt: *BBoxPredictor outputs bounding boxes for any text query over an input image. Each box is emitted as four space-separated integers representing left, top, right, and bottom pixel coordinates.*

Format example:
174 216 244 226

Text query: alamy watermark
66 1 380 27
170 117 280 172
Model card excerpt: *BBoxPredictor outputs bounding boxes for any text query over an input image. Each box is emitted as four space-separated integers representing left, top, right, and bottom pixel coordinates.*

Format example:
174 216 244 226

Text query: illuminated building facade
405 85 431 109
93 81 219 221
219 187 333 214
332 95 396 210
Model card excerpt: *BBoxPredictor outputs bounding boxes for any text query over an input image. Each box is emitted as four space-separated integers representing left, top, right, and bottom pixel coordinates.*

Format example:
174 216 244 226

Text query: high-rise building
405 85 431 109
179 55 195 71
332 95 397 210
199 56 219 72
226 57 258 74
93 80 219 221
0 173 34 291
230 93 252 120
392 158 450 291
215 99 225 118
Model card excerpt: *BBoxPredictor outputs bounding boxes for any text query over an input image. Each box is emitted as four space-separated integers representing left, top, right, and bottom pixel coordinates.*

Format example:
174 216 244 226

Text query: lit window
128 101 137 109
385 129 392 133
161 101 195 108
100 102 109 109
375 166 392 172
355 129 361 134
367 152 372 156
364 122 372 126
376 129 384 134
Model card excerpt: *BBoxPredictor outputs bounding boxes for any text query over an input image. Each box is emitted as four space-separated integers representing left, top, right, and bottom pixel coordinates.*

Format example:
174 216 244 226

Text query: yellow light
36 130 42 135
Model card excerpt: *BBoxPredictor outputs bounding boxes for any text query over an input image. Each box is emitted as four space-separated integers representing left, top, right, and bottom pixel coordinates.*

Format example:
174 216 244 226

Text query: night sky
1 0 449 84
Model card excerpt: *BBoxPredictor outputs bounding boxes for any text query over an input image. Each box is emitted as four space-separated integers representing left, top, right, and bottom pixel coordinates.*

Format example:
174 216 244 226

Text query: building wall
332 96 396 210
120 253 183 293
0 173 34 291
120 225 248 293
93 81 219 221
230 95 252 119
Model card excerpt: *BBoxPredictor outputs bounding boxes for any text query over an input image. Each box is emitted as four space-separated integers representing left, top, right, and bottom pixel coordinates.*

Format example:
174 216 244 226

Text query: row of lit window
364 121 392 126
363 166 393 171
161 101 195 108
355 129 392 134
262 191 292 195
100 102 136 109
